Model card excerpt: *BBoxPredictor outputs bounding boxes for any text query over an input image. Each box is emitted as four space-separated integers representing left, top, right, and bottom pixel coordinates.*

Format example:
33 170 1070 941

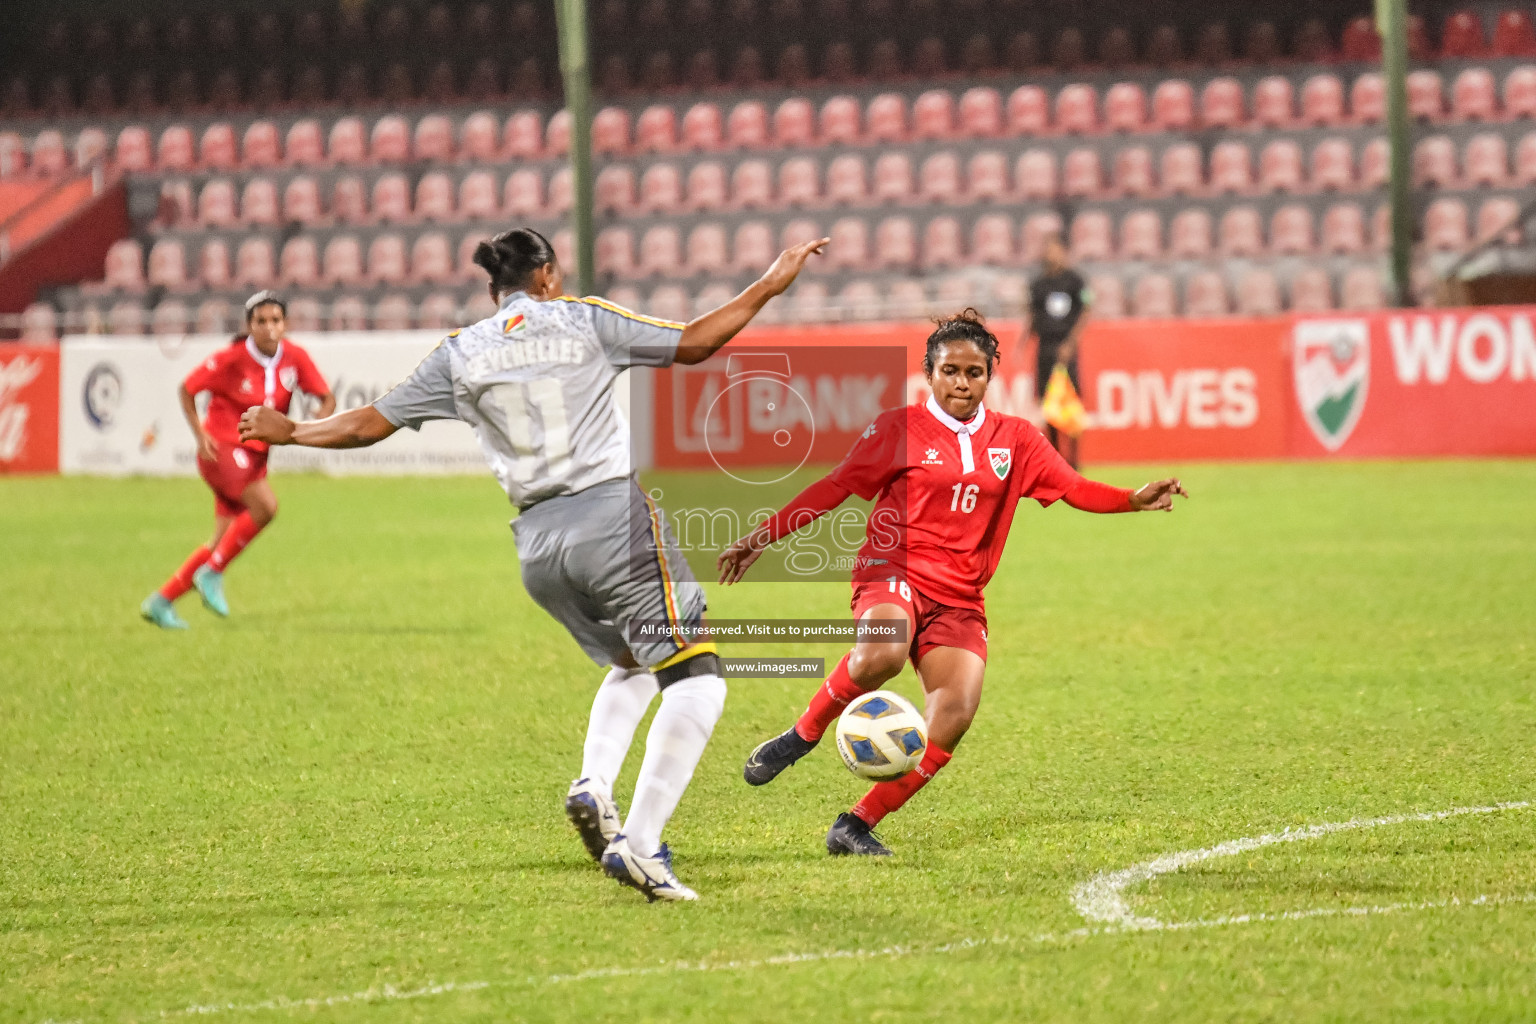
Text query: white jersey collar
245 337 284 405
924 395 985 474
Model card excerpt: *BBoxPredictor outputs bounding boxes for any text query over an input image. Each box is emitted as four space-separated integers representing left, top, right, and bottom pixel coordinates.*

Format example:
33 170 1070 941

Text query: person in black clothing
1026 234 1093 468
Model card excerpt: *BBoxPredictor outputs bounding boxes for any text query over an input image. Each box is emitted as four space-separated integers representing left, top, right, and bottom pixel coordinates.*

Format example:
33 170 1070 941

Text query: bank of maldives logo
1293 319 1369 451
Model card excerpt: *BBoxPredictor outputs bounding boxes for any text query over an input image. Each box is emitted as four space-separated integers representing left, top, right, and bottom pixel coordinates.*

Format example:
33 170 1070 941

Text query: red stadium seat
502 168 544 218
866 93 909 143
967 151 1010 202
1200 78 1245 129
636 105 678 154
545 110 571 157
146 239 188 291
418 293 460 330
637 225 683 278
1464 132 1509 185
1413 135 1458 186
1360 138 1390 189
1237 269 1282 316
874 216 918 269
1424 197 1470 250
1341 266 1386 310
367 234 409 285
730 159 772 209
638 163 683 214
1088 274 1125 319
780 217 823 253
1371 204 1393 251
234 238 276 288
240 178 279 225
1476 196 1522 241
197 179 237 226
242 121 281 167
24 131 64 175
371 295 414 331
199 123 237 169
1194 21 1233 64
971 213 1015 265
157 125 194 171
1069 210 1113 261
1252 76 1294 128
328 118 367 164
595 164 636 214
415 172 455 221
1104 83 1147 134
1113 146 1155 197
839 279 883 321
1015 149 1057 200
459 170 499 220
1055 84 1098 135
884 278 926 320
1020 211 1065 262
682 103 725 151
773 98 815 148
1310 138 1356 191
151 300 191 337
958 87 1003 138
686 161 728 211
1451 68 1499 121
1160 142 1203 195
1321 203 1367 254
820 96 861 145
1518 132 1536 184
590 107 630 156
727 101 770 149
328 296 370 332
918 151 962 204
1258 140 1304 192
371 173 412 222
1341 17 1381 61
504 110 544 159
1151 80 1196 132
198 240 231 291
106 299 145 336
1270 204 1315 254
1442 10 1488 57
414 115 454 163
872 152 914 204
370 116 412 163
1407 71 1445 121
922 216 965 270
284 120 324 166
1006 86 1049 136
913 90 956 141
278 237 320 288
114 126 153 172
1351 74 1385 123
1290 268 1334 312
1062 148 1104 198
826 155 868 205
74 127 107 169
685 223 729 275
0 132 25 178
1494 9 1536 56
826 217 870 271
732 221 775 273
1184 271 1230 318
456 233 483 282
1169 208 1213 258
1119 208 1163 260
693 283 738 318
1132 273 1177 318
1300 74 1346 127
1508 66 1536 119
778 156 820 207
1218 206 1264 256
460 112 500 162
1209 141 1254 193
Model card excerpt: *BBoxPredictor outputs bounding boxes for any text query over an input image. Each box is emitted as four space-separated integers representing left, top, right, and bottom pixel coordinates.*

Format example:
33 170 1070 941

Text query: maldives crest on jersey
503 313 527 334
1293 319 1370 451
279 366 298 391
987 446 1011 480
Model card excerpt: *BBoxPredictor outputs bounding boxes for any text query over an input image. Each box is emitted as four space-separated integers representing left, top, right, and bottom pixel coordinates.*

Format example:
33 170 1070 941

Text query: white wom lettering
1456 315 1508 384
1388 315 1456 384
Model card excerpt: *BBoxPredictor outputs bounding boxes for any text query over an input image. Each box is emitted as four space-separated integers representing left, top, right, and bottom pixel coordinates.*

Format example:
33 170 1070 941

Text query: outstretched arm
674 238 828 365
1061 475 1188 513
239 404 398 449
717 476 853 584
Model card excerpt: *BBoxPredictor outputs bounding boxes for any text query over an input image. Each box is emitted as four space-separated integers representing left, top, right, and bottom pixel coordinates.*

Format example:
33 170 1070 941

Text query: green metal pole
1377 0 1412 306
555 0 595 296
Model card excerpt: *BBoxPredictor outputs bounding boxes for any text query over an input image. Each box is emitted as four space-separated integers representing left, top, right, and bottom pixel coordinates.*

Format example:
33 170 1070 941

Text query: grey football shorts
511 476 706 668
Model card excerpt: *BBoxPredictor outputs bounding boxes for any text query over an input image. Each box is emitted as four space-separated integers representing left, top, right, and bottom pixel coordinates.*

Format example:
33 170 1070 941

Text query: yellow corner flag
1040 363 1087 438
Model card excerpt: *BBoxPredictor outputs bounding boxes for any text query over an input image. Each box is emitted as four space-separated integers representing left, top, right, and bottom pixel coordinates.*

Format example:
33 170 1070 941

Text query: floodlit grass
2 461 1534 1023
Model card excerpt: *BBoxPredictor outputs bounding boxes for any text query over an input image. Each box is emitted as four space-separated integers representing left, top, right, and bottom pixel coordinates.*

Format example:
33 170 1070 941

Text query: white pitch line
1071 800 1532 931
50 800 1532 1024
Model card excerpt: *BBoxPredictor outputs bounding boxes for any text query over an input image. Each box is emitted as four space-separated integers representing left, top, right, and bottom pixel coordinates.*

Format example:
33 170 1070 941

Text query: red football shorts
850 574 988 665
198 441 267 517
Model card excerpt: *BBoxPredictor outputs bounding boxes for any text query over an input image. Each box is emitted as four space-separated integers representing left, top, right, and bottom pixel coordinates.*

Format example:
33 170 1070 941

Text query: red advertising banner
0 344 59 474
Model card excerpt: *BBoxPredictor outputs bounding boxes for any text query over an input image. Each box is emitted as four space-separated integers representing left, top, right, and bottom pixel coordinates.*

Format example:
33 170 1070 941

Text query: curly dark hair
473 227 557 296
922 308 999 378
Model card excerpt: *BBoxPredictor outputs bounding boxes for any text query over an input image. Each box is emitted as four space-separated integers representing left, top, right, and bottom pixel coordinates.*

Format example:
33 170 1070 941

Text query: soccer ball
834 691 928 782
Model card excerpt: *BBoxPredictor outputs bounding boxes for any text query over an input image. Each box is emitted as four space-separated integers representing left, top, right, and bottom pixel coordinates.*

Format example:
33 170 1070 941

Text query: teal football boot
140 593 189 630
192 565 230 617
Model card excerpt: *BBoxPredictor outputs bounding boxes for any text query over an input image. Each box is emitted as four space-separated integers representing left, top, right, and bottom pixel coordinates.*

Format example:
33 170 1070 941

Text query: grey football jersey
375 292 682 508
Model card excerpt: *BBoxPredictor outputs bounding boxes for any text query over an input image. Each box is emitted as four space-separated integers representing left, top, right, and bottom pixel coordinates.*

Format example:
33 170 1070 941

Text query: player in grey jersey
241 227 827 901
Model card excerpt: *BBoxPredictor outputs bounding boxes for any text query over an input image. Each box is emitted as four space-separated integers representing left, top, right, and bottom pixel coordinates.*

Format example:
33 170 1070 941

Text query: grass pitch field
3 460 1535 1023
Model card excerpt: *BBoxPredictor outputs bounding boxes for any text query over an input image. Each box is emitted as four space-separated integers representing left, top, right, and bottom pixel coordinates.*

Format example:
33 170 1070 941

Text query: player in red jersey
140 292 334 629
717 310 1186 855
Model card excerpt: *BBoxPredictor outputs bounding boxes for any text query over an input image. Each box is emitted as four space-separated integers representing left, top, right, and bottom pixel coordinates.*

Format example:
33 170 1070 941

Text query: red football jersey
182 338 328 452
830 396 1081 611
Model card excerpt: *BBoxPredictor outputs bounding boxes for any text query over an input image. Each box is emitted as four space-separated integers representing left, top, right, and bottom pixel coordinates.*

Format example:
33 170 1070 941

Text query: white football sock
579 666 660 797
623 673 727 857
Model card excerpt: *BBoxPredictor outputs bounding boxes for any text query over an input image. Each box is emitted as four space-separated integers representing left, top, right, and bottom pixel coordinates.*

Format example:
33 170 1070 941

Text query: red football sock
157 545 212 601
208 512 263 572
794 653 870 742
851 745 953 827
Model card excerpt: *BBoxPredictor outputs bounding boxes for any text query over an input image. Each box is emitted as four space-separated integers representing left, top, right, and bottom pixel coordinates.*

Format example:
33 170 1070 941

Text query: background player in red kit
717 310 1187 855
140 292 334 629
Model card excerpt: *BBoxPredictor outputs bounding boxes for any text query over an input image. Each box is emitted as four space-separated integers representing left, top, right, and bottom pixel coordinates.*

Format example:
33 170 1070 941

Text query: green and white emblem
1293 319 1370 451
